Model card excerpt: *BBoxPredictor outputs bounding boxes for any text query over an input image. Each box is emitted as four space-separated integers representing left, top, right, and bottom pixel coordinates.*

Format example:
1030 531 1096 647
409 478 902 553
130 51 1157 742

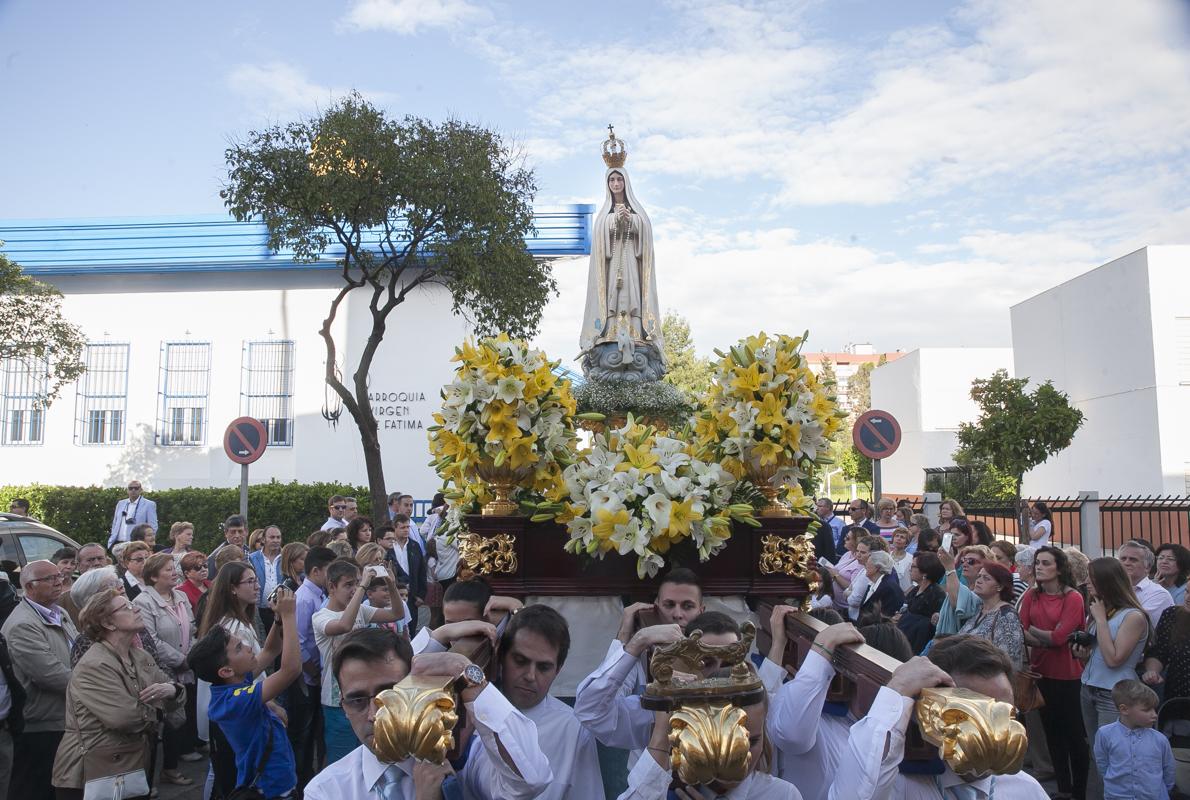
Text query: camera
1067 630 1094 648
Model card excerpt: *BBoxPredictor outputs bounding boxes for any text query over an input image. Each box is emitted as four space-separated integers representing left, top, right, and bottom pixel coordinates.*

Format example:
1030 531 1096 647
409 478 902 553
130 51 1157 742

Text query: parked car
0 513 83 581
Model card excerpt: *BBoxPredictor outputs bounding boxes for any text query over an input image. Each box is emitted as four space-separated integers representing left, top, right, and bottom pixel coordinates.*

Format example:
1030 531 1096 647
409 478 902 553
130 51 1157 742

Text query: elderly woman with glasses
119 541 152 602
69 566 162 669
51 587 184 800
177 551 211 613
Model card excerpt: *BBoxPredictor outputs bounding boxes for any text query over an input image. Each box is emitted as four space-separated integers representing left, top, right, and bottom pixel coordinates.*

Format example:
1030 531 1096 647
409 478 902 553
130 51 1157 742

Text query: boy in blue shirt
189 588 300 800
1093 679 1174 800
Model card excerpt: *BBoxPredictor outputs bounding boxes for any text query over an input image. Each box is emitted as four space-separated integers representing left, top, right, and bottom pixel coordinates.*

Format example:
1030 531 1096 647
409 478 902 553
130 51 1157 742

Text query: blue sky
2 0 1189 362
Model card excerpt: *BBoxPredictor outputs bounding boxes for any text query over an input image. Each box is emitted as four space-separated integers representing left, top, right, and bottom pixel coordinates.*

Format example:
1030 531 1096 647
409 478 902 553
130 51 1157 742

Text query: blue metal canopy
0 206 593 276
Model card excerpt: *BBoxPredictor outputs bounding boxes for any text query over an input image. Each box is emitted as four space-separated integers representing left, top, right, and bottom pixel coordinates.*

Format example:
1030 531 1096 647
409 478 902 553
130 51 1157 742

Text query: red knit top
1019 588 1085 680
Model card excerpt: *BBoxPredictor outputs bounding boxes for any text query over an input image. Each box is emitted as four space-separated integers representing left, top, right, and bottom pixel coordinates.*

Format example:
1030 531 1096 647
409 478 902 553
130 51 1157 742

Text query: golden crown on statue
602 124 628 168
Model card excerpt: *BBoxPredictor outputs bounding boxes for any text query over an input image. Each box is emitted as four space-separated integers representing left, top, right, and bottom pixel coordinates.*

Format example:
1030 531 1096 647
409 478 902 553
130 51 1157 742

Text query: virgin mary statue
579 129 666 382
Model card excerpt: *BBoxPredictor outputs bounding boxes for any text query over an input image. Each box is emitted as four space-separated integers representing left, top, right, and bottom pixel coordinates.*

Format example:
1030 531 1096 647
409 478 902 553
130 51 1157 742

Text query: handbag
82 742 150 800
990 604 1046 712
225 720 275 800
1014 665 1046 712
83 768 150 800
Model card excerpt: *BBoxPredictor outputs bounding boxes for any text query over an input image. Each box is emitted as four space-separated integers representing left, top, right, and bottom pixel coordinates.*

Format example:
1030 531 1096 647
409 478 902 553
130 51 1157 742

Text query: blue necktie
376 763 406 799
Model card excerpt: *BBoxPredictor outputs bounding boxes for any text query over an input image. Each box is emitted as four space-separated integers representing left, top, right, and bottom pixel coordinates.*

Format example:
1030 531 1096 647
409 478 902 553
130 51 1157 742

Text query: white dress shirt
827 686 1048 800
321 516 345 531
304 683 552 800
393 539 412 577
261 551 283 601
304 742 414 800
464 693 602 800
767 649 851 800
1134 577 1174 628
847 573 871 621
616 749 802 799
573 639 653 754
456 683 554 799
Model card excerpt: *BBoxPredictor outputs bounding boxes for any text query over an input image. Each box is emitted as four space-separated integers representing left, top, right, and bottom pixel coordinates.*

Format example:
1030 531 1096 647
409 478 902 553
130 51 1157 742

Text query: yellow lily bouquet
693 331 845 511
534 415 758 579
428 334 578 523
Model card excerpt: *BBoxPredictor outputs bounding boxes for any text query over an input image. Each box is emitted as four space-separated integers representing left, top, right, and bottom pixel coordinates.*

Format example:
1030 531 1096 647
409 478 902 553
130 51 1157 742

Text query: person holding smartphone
311 559 405 764
1070 557 1149 799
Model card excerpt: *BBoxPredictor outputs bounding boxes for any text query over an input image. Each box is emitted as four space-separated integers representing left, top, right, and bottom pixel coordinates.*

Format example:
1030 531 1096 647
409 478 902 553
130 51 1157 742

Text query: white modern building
870 348 1014 495
1012 246 1190 497
870 246 1190 498
0 211 592 499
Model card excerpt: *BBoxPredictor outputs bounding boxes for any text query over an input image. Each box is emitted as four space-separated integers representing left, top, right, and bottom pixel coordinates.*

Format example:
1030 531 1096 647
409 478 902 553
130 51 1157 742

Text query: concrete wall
872 348 1014 494
1011 246 1190 496
0 269 469 499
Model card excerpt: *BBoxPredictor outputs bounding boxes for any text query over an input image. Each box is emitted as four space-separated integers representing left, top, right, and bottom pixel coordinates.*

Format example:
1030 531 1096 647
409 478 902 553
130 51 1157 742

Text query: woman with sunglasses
119 541 152 602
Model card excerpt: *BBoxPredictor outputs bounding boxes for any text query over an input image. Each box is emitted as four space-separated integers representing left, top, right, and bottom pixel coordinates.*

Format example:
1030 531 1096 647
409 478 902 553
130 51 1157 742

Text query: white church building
0 210 592 500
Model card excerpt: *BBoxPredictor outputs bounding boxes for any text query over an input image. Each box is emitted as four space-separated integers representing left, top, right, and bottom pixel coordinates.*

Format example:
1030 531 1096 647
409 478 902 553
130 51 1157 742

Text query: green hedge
0 480 368 555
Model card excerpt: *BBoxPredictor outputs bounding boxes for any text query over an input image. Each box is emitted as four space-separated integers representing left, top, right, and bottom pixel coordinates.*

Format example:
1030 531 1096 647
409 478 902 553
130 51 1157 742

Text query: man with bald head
2 560 79 799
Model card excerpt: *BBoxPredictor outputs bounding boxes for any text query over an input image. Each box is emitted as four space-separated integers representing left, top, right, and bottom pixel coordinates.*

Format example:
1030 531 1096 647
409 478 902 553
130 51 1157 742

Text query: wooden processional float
370 516 1028 783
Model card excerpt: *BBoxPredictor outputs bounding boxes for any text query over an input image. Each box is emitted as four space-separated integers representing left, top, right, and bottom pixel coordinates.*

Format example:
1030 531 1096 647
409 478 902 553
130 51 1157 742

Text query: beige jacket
133 587 195 682
52 639 182 789
0 599 78 732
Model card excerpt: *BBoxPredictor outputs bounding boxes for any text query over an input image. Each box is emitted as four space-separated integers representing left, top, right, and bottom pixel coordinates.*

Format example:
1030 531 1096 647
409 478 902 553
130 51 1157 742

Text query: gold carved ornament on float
456 532 518 576
371 676 460 764
916 687 1028 779
758 534 820 608
641 623 765 787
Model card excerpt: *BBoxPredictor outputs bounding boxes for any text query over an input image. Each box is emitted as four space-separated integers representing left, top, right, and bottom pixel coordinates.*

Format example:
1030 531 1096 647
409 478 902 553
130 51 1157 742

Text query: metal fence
827 494 1190 554
963 497 1084 549
1100 495 1190 553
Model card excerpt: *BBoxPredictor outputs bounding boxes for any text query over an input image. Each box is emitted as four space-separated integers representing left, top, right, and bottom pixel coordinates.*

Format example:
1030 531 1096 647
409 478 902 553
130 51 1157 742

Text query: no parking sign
853 409 901 500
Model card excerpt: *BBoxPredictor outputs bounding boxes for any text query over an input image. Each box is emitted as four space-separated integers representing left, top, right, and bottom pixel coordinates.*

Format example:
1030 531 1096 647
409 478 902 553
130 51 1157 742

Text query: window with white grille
1 357 48 445
157 342 211 446
75 343 129 445
241 340 295 446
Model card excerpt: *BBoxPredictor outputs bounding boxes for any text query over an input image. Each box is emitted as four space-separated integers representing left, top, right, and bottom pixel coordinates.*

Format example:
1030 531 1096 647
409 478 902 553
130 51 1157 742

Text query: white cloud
475 0 1190 210
339 0 485 34
532 213 1103 365
225 62 393 118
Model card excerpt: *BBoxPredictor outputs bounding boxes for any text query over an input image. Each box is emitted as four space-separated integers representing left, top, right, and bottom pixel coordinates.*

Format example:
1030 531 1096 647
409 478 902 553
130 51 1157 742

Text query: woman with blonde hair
938 498 965 531
1063 545 1092 600
162 521 196 560
51 588 184 799
874 498 899 539
119 540 152 602
247 528 266 552
355 542 385 568
280 541 309 590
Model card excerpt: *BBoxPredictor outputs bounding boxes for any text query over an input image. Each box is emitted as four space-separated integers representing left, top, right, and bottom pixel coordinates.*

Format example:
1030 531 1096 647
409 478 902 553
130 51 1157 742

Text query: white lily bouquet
534 416 758 578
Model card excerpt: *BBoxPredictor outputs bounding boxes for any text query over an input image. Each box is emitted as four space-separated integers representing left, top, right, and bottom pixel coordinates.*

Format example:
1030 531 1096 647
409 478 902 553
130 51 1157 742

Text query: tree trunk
357 415 389 527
